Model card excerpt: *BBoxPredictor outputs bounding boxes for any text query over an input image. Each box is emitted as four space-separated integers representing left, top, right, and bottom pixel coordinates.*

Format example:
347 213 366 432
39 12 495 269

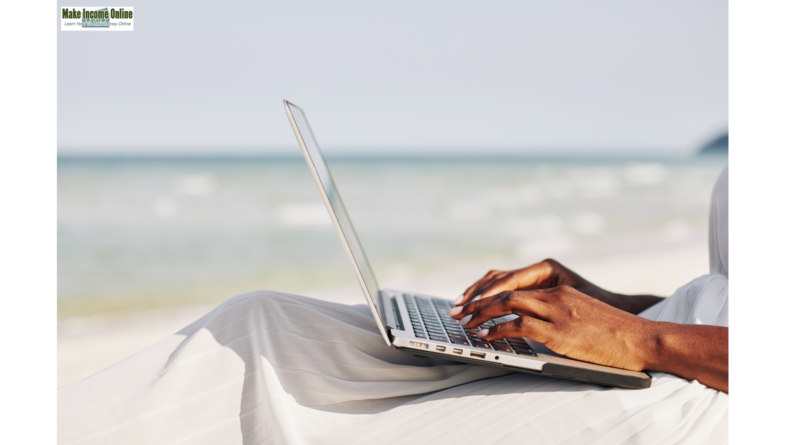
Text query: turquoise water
58 156 727 314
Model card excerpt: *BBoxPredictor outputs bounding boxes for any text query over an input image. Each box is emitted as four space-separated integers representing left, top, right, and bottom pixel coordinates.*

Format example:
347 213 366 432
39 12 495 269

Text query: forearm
642 322 729 393
595 289 664 315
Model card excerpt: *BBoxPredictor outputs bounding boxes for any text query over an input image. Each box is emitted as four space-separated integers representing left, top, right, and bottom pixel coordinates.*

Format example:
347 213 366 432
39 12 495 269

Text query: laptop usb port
435 346 446 352
410 341 428 349
470 351 486 359
453 348 463 354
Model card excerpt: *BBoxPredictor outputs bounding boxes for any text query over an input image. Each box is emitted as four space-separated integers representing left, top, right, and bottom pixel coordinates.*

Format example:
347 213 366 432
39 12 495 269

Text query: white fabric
58 166 729 445
709 167 729 277
638 166 729 328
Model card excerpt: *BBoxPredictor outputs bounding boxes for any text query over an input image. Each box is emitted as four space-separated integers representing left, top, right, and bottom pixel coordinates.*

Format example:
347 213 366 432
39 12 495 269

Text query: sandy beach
58 243 707 387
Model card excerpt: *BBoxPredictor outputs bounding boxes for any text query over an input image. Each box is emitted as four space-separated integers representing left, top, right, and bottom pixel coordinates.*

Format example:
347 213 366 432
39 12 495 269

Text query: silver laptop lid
283 100 391 345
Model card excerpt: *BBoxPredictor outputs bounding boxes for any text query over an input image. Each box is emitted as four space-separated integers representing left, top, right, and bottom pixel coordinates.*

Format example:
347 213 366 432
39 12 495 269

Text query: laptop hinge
380 290 399 332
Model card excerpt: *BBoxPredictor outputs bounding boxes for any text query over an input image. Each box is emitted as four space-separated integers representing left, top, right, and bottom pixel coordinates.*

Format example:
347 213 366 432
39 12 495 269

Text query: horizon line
57 152 727 162
57 145 708 155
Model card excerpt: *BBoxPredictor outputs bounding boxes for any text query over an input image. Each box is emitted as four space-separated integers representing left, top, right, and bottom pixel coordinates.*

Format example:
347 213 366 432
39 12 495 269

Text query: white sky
57 0 727 156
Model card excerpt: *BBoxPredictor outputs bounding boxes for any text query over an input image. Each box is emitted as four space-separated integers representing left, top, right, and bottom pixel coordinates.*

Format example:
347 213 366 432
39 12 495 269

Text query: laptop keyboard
403 294 537 356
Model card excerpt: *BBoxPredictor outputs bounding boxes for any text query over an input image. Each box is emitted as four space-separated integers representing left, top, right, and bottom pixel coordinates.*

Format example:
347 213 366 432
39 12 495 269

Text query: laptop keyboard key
516 350 538 357
491 342 513 353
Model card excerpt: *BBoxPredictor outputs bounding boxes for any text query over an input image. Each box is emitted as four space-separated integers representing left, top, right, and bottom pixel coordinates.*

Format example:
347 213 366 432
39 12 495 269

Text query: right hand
455 259 612 307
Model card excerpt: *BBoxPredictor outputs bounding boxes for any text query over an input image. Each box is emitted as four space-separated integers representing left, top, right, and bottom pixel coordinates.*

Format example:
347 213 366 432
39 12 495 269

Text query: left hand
455 259 614 307
447 286 657 371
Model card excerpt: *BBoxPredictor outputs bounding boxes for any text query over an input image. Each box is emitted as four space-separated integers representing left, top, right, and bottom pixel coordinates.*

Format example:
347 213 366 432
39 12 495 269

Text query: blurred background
57 0 727 385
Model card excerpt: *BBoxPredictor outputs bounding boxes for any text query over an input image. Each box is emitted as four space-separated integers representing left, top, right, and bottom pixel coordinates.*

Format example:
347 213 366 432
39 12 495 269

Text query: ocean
57 155 727 316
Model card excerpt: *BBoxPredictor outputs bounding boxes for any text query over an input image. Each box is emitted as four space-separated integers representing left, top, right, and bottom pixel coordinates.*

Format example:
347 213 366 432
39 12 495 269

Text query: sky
57 0 728 156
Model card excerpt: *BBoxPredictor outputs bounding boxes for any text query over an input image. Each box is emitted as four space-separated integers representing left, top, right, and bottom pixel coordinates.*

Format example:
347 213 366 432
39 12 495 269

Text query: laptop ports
470 351 486 359
453 348 463 355
435 346 446 352
410 341 428 349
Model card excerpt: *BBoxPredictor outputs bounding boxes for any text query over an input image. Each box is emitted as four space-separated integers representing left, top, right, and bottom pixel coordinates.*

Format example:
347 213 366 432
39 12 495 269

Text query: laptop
284 100 651 389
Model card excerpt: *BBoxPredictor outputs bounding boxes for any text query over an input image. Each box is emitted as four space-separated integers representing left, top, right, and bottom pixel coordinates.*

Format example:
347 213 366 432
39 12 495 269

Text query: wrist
598 290 633 312
638 320 672 372
606 292 664 315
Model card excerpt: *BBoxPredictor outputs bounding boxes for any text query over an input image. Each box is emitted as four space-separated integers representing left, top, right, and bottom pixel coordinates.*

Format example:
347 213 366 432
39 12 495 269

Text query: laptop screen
284 102 385 329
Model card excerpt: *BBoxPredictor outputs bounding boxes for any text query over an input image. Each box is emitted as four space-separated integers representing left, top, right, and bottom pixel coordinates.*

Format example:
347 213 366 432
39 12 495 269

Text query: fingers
459 270 504 305
476 316 553 343
466 275 519 304
448 293 503 319
501 261 557 292
457 260 563 307
448 290 553 328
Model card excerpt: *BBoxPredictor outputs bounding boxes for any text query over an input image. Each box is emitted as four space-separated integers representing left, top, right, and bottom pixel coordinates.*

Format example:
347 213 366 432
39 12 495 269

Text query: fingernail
453 295 464 305
447 306 463 317
457 314 472 326
476 329 489 339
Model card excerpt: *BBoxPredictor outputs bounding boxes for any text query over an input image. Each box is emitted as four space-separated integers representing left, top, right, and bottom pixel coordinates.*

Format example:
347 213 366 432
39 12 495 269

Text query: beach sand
58 244 708 387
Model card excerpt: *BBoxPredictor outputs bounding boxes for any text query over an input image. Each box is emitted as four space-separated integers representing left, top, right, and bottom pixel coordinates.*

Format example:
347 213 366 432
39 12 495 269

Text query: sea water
57 156 727 315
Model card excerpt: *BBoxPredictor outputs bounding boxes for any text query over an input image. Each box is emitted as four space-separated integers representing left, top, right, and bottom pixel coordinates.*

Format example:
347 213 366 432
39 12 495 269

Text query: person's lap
58 291 727 445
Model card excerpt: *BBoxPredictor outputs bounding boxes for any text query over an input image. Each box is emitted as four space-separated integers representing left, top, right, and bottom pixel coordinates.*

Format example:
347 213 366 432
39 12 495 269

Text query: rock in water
699 133 729 155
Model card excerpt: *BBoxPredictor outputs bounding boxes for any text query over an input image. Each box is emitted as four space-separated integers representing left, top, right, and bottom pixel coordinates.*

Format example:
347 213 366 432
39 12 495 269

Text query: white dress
58 167 729 445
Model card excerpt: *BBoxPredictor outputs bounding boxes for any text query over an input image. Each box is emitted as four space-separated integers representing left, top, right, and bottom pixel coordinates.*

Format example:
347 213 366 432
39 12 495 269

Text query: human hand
456 259 612 307
447 287 656 371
